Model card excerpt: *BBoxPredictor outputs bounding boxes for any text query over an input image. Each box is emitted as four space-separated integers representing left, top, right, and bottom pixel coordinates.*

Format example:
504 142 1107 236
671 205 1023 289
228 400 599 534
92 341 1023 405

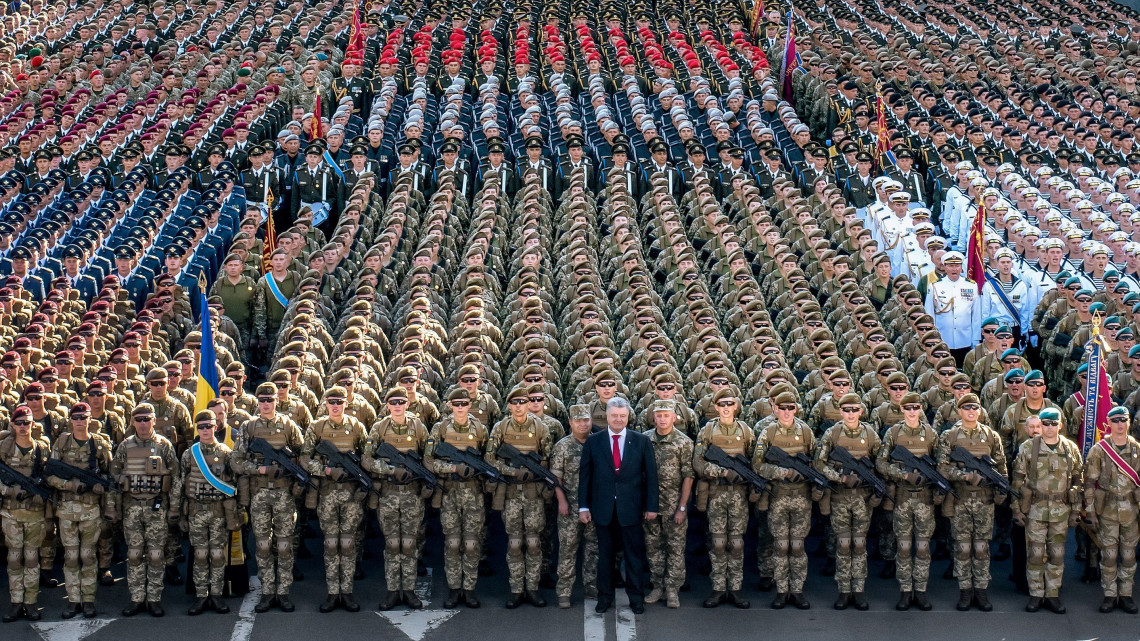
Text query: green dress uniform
211 274 258 346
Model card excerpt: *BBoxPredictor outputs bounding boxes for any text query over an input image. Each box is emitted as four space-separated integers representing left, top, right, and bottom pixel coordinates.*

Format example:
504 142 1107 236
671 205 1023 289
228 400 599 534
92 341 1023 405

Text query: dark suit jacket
578 429 659 527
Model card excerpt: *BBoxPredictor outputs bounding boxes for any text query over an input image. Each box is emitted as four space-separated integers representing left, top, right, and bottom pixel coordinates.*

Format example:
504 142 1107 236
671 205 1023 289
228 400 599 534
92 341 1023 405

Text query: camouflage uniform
365 415 430 594
301 415 368 597
487 414 552 595
877 421 939 595
693 419 755 592
1085 436 1140 599
111 431 179 604
425 416 490 593
645 427 693 594
1012 435 1083 599
47 431 113 606
816 421 881 596
0 434 51 607
549 433 598 598
753 418 815 595
174 441 239 599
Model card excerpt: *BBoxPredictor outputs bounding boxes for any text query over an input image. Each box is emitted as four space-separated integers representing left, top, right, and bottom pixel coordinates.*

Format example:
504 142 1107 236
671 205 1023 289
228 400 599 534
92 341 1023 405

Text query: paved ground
3 517 1134 641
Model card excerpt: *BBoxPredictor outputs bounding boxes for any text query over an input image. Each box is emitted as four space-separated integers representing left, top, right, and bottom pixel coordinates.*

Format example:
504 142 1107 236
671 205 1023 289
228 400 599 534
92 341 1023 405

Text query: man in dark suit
578 397 659 614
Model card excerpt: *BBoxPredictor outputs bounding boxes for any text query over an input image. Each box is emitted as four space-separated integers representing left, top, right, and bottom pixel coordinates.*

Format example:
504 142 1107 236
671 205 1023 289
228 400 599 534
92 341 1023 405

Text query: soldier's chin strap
190 443 236 497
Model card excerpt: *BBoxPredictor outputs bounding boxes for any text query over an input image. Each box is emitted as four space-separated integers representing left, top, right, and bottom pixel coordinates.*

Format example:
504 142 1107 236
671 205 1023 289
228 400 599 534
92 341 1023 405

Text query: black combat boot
147 601 165 617
82 602 97 618
378 590 400 611
341 594 359 612
212 596 230 614
702 591 726 608
254 594 275 613
1121 596 1138 614
1099 597 1115 613
62 602 83 620
465 590 481 608
24 603 39 621
852 592 869 610
403 590 423 609
726 591 750 609
973 588 992 612
1026 597 1042 612
505 593 523 609
319 594 339 613
770 593 787 609
833 592 851 610
789 593 810 610
896 591 912 611
913 591 932 611
277 595 295 612
956 589 973 611
188 597 209 616
1043 597 1065 614
525 590 546 608
122 601 146 617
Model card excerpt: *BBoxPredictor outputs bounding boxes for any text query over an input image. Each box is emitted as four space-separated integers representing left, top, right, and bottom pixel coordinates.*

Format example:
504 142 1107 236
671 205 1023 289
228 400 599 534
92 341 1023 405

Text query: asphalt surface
3 516 1133 641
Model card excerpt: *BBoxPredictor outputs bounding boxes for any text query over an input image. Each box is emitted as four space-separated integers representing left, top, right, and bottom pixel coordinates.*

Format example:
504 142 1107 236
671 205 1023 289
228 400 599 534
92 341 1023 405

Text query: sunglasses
326 398 346 405
776 404 797 411
11 420 31 426
981 328 995 334
388 399 408 406
902 404 922 411
840 407 862 413
528 396 545 403
25 395 42 401
889 385 908 392
459 377 477 383
123 342 140 348
833 381 851 387
1110 416 1129 424
508 398 528 405
596 381 616 387
221 390 236 396
656 384 675 390
960 404 981 411
1041 419 1060 426
257 397 275 403
88 391 106 397
133 416 153 422
716 400 737 407
450 400 470 407
148 381 166 386
1026 381 1045 387
196 423 215 430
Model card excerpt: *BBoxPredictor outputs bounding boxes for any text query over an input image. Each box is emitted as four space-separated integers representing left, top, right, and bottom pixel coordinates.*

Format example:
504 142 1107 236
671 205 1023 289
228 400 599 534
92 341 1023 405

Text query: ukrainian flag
194 276 222 441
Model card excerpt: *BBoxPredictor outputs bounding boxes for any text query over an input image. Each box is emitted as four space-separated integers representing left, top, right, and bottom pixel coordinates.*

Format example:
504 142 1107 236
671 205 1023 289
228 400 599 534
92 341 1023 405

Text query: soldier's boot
896 591 912 611
666 590 681 609
525 590 546 608
789 593 810 610
913 592 932 611
973 589 992 612
1099 597 1116 613
62 602 83 619
821 558 836 576
122 602 147 617
188 597 210 616
993 543 1011 562
378 591 400 611
82 602 97 618
757 577 774 591
956 589 973 611
40 571 59 588
254 595 275 613
645 588 662 604
852 592 869 610
702 591 726 608
98 569 114 586
833 593 851 610
726 591 750 609
558 596 571 609
465 591 480 609
879 560 896 579
212 596 230 614
403 590 423 609
1043 597 1065 614
25 603 39 621
1120 596 1138 614
319 594 339 613
147 601 165 617
277 596 295 612
770 593 787 609
3 603 24 623
444 589 462 609
505 593 523 609
164 565 183 586
341 594 360 613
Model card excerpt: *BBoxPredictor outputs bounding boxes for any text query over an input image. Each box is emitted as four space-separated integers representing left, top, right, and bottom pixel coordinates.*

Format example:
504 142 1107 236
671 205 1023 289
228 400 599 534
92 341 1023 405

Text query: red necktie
612 434 622 472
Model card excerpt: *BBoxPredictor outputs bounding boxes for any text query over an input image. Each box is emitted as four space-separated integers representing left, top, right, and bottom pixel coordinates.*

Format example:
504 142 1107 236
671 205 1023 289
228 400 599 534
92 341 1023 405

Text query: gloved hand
64 479 82 493
92 483 106 495
391 467 411 483
966 472 983 486
784 469 803 482
842 474 859 488
517 469 536 482
1068 511 1080 528
453 464 475 479
327 467 345 481
723 470 741 484
904 472 922 485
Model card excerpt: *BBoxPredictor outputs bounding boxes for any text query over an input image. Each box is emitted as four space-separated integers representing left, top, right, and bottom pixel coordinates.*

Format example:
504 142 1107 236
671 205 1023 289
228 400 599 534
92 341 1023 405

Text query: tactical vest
185 444 230 501
246 417 293 463
441 422 483 448
501 418 540 453
0 437 46 509
893 424 936 457
151 398 181 444
312 417 360 453
121 436 170 498
708 421 748 456
833 424 875 459
377 418 420 454
767 421 810 455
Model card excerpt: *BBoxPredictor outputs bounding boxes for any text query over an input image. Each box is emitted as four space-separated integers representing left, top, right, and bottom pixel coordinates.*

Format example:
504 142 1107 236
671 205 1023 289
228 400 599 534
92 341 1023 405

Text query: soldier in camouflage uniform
753 391 814 610
643 400 694 609
364 387 430 611
876 392 938 611
425 389 490 609
550 404 598 609
0 406 51 622
937 393 1007 612
815 392 881 611
46 403 113 619
300 386 368 613
694 388 755 609
111 403 179 618
487 386 553 608
1085 406 1140 614
1012 407 1083 614
231 382 305 613
175 411 240 616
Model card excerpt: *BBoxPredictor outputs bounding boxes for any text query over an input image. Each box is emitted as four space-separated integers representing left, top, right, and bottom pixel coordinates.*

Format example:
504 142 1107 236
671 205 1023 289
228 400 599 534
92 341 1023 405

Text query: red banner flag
966 200 986 292
261 193 276 275
1081 314 1113 458
310 87 322 141
875 95 895 170
750 0 765 40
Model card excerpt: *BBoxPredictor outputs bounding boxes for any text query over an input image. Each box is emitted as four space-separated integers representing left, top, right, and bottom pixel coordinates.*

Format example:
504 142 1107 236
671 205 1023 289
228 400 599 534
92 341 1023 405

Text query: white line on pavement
614 592 636 641
583 598 606 641
229 576 262 641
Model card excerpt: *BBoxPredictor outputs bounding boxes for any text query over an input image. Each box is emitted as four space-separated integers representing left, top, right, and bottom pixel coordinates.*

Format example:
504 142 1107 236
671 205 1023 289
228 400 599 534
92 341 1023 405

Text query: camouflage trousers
188 501 229 598
3 513 45 604
440 481 485 591
893 492 935 592
1098 510 1140 598
59 513 101 603
830 489 871 593
950 494 994 589
250 488 297 596
501 484 545 594
875 507 896 561
377 484 425 592
706 485 749 592
767 490 811 594
557 513 598 597
318 486 364 595
123 499 168 603
755 508 773 581
645 511 684 592
1026 514 1069 598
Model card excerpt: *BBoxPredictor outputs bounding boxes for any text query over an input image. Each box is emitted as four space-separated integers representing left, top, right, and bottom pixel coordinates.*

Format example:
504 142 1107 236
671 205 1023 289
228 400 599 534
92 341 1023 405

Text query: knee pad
23 547 38 567
276 540 290 556
853 536 867 555
63 545 80 570
339 535 355 557
80 545 96 566
445 536 461 554
385 536 401 554
728 536 744 556
147 549 164 567
525 535 541 553
789 539 805 557
1122 547 1136 566
400 537 416 555
462 538 480 556
954 541 971 561
897 538 913 558
1046 542 1065 566
324 536 339 554
972 539 990 560
915 538 931 560
774 537 790 555
507 537 523 558
1102 550 1119 570
6 548 20 569
194 548 209 563
255 540 271 555
711 535 727 555
1027 542 1045 566
209 547 226 567
837 536 852 555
